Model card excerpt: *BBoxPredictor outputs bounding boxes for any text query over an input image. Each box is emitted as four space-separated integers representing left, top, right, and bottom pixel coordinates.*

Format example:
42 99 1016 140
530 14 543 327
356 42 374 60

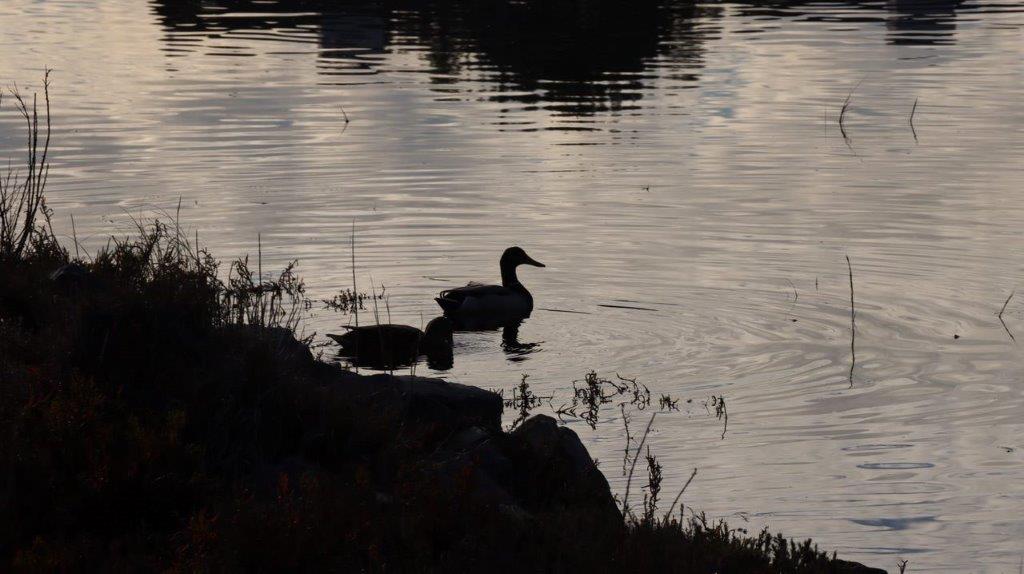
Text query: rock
444 426 515 482
390 375 504 433
833 560 889 574
417 426 520 512
508 414 621 527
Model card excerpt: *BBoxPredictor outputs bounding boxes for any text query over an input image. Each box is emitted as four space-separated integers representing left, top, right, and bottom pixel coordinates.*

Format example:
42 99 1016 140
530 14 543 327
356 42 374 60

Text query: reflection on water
886 0 964 45
501 321 542 361
153 0 713 117
2 0 1024 570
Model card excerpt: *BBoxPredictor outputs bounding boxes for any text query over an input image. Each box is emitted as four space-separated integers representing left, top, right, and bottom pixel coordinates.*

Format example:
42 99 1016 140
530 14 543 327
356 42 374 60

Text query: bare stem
999 290 1016 343
351 220 359 328
622 412 657 518
663 467 698 522
847 255 856 388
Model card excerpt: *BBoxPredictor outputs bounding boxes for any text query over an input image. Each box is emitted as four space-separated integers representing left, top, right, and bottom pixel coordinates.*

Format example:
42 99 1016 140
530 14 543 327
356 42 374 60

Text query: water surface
2 1 1023 570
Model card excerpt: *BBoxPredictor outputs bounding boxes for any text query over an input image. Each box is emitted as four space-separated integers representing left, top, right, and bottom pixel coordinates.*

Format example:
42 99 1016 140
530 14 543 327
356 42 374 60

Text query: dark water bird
327 317 454 368
435 246 545 328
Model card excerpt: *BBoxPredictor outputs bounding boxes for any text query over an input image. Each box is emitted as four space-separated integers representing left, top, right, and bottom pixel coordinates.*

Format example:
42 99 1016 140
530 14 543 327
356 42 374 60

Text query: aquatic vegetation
641 446 663 524
659 393 680 411
503 374 550 430
0 71 58 262
706 395 728 440
555 370 651 429
321 287 382 314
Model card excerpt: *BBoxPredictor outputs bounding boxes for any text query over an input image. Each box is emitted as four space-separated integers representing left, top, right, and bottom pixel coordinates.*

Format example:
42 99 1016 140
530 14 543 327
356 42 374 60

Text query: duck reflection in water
327 317 454 371
501 320 542 362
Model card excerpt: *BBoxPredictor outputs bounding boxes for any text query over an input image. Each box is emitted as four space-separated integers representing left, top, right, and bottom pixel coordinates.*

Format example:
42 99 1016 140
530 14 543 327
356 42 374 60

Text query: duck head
500 246 545 286
421 316 455 352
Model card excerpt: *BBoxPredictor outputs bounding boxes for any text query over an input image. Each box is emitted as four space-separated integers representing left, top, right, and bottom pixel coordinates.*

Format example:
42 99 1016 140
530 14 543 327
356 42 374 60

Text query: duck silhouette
435 246 545 329
327 316 453 369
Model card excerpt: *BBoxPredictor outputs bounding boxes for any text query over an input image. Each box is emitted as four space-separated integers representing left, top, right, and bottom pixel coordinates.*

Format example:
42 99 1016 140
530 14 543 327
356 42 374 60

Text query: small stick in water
847 255 856 388
909 97 919 142
785 278 798 302
839 78 864 152
351 220 358 328
998 290 1016 343
839 81 858 136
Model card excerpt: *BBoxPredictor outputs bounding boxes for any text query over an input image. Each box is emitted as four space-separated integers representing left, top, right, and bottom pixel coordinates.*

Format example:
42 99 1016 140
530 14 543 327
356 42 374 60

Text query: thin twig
847 255 856 388
351 220 358 328
998 290 1016 343
620 404 632 476
839 79 862 132
839 78 864 152
622 412 657 518
719 397 728 440
70 213 80 259
998 290 1014 318
909 97 919 142
664 467 698 521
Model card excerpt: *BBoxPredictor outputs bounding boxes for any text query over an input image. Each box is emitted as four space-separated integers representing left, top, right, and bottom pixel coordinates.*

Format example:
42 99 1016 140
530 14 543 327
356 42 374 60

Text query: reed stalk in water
351 220 358 327
998 290 1015 343
622 412 657 519
909 97 919 142
847 255 856 388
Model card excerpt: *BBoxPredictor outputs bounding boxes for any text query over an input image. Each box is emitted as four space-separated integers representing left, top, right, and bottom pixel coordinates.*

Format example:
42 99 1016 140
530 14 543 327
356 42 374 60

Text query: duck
327 316 454 368
435 246 545 327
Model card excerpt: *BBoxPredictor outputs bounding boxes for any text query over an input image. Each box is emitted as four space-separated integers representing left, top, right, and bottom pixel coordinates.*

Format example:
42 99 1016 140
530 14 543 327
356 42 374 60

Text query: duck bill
524 255 545 267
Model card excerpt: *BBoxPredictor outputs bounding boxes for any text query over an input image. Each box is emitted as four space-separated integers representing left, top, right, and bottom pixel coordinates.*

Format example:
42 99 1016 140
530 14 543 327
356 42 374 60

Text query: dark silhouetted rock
834 560 889 574
397 375 504 432
509 414 621 526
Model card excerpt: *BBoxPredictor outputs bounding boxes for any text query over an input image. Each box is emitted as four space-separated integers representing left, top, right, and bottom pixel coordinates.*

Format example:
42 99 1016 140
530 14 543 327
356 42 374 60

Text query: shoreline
1 222 885 572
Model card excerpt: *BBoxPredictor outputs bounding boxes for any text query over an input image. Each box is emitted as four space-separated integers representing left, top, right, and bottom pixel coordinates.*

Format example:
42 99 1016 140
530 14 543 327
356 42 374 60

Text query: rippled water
2 1 1023 570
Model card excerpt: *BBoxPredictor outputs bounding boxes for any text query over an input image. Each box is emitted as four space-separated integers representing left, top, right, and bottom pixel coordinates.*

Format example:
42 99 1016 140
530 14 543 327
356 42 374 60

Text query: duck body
436 283 533 317
327 324 422 356
435 246 545 329
327 317 453 368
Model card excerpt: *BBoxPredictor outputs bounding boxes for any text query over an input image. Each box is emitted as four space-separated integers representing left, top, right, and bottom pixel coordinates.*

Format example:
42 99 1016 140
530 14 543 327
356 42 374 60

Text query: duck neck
501 262 520 288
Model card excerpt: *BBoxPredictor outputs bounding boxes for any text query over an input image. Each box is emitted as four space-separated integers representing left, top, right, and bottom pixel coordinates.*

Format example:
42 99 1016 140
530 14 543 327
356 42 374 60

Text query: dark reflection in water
149 0 973 121
335 343 454 371
394 1 691 115
151 0 717 117
501 321 542 361
732 0 964 46
885 0 964 45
